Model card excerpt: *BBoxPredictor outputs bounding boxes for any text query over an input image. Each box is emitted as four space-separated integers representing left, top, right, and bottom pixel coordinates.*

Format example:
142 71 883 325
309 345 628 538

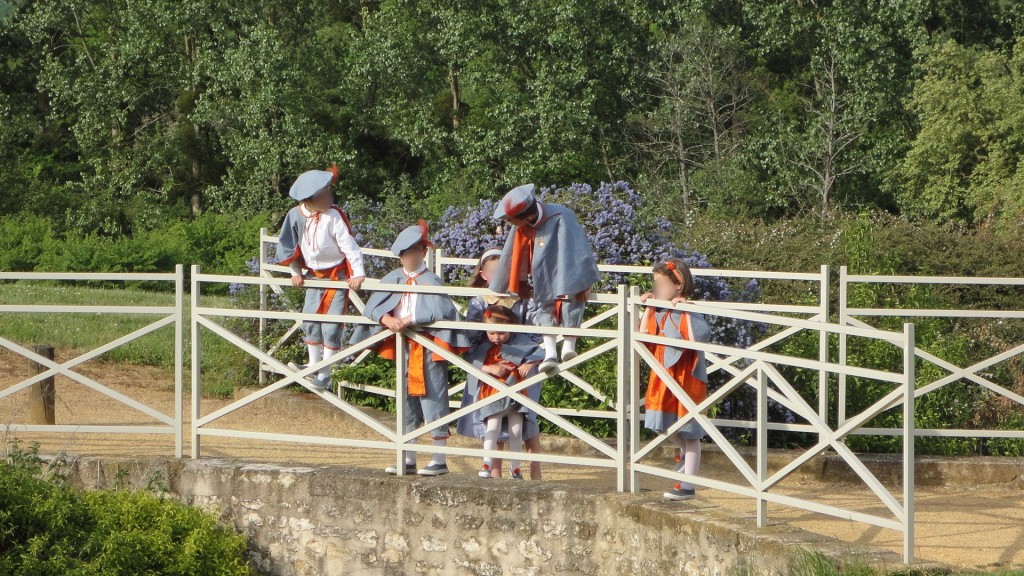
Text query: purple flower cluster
227 256 263 296
430 181 764 350
431 199 508 283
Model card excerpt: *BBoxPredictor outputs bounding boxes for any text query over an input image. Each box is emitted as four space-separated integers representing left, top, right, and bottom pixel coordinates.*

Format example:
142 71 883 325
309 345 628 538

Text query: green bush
0 213 55 271
0 212 269 279
0 444 252 576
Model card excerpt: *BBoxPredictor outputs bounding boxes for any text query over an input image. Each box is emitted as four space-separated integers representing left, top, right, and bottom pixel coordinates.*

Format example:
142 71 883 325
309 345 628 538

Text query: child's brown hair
468 249 503 288
653 257 695 298
482 304 518 325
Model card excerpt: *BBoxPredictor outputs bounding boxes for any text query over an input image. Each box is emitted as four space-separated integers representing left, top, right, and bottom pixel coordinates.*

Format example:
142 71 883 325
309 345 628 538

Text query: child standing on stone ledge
458 250 545 479
638 257 710 501
463 304 543 480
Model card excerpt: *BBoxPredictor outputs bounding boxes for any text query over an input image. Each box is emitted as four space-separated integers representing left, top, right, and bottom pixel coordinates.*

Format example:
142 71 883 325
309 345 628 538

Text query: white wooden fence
0 267 185 457
7 240 1024 564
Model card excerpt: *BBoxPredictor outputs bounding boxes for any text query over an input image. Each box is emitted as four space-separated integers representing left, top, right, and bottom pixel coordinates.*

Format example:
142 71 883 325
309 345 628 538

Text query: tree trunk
448 63 461 130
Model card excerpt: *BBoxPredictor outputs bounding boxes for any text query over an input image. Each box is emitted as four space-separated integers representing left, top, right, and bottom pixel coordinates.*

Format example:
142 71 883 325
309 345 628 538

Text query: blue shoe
311 374 332 392
418 463 449 476
663 484 695 501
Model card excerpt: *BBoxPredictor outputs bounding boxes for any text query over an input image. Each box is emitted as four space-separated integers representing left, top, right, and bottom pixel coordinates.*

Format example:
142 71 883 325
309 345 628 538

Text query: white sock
507 411 524 473
542 335 557 359
307 343 323 366
483 417 501 468
561 337 577 358
681 439 701 491
431 438 447 466
404 453 416 466
320 347 338 379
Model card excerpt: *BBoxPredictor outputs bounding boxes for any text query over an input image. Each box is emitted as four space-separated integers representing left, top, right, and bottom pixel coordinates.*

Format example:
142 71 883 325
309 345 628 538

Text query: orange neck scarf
403 271 428 396
507 225 536 293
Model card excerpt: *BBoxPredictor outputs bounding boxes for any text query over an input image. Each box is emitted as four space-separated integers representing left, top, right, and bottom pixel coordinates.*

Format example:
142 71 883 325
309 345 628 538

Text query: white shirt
295 205 365 277
393 264 428 319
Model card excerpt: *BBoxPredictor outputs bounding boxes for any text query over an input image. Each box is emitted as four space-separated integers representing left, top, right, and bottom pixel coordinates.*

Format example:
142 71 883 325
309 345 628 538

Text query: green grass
780 550 1023 576
0 282 250 397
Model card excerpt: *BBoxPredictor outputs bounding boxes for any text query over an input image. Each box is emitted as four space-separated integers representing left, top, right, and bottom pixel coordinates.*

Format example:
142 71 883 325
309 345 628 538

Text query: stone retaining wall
65 456 916 576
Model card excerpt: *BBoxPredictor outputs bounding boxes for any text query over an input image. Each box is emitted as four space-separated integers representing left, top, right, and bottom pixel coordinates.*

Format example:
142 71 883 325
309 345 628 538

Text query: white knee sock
431 437 447 466
561 337 577 358
483 416 501 468
507 411 524 473
542 335 557 359
307 343 323 367
320 347 338 379
682 439 701 491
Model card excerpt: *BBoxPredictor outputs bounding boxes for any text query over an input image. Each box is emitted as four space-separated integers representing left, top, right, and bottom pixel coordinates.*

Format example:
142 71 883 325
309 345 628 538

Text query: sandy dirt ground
1 349 1021 572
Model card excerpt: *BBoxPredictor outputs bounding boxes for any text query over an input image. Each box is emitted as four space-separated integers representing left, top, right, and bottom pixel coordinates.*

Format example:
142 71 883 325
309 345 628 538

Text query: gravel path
1 350 1021 571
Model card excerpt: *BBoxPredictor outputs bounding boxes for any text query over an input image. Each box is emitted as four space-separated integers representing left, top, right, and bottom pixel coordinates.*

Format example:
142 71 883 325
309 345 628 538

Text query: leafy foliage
0 441 251 575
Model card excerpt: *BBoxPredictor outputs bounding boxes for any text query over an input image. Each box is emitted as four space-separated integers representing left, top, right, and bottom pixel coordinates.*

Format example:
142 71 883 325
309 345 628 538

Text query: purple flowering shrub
432 182 763 349
431 182 782 434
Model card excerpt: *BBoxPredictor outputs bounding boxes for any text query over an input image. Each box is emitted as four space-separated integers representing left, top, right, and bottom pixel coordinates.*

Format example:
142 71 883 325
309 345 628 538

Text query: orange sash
507 226 535 294
310 263 351 315
373 271 468 397
476 344 519 401
645 312 707 417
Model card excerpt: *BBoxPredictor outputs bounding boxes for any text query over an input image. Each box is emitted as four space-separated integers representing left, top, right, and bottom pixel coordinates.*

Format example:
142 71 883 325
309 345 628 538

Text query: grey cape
464 334 545 421
350 268 470 351
653 309 711 381
273 205 355 271
488 203 601 302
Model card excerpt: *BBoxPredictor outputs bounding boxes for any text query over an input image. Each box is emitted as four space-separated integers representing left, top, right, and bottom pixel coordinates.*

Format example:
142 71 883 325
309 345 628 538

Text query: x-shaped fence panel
0 268 185 456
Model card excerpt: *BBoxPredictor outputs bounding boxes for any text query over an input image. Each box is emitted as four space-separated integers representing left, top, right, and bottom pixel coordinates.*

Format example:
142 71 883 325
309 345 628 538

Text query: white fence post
433 247 445 278
174 264 185 458
903 321 916 564
837 265 849 426
258 227 268 389
395 331 407 476
190 264 202 459
615 284 629 492
756 364 769 527
818 264 830 430
627 286 643 493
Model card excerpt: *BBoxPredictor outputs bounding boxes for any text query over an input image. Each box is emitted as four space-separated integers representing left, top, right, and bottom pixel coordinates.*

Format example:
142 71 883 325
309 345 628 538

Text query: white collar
403 263 428 277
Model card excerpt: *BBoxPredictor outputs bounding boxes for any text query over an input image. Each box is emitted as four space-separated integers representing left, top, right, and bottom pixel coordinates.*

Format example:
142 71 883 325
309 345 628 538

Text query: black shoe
417 463 449 476
384 464 417 475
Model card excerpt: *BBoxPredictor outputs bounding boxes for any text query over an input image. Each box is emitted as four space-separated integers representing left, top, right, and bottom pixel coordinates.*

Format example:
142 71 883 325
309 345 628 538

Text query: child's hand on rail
518 362 538 379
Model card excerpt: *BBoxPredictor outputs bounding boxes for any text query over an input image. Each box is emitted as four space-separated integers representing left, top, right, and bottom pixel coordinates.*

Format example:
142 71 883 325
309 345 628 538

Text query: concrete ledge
61 455 945 576
239 387 1024 489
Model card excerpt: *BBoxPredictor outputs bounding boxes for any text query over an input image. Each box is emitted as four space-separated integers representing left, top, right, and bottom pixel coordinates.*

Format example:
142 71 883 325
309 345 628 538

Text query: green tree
893 38 1024 227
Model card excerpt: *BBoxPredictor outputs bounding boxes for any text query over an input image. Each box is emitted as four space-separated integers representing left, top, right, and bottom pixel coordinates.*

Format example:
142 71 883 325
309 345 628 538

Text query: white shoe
287 362 307 372
538 357 559 373
385 463 416 475
561 349 578 362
